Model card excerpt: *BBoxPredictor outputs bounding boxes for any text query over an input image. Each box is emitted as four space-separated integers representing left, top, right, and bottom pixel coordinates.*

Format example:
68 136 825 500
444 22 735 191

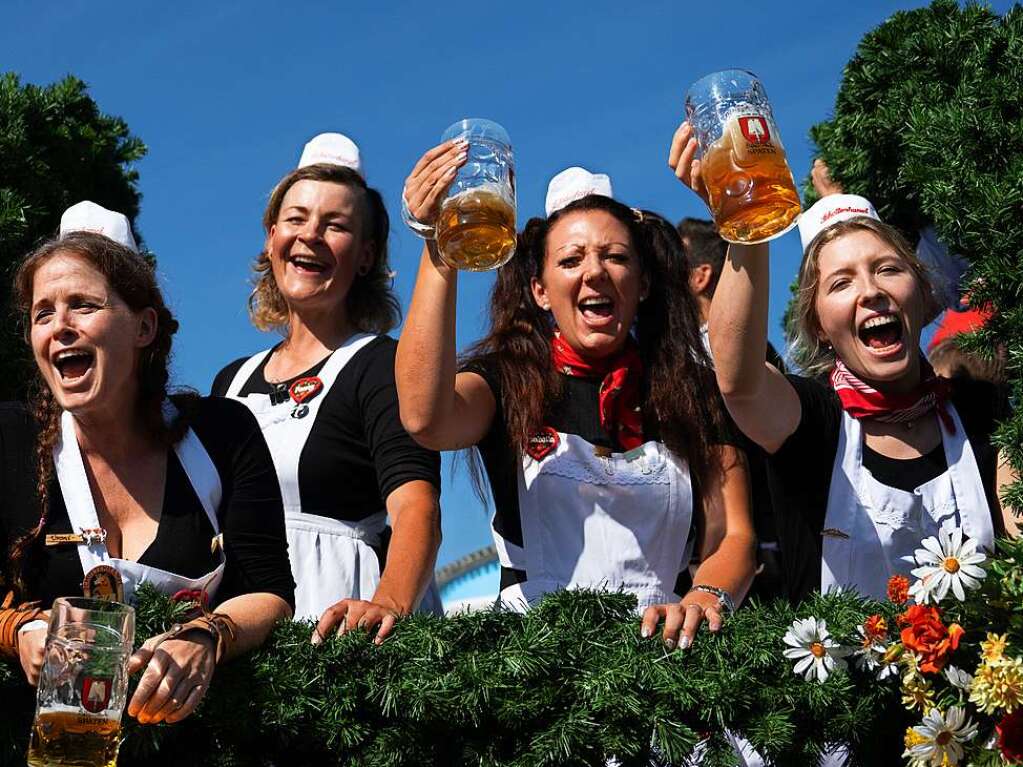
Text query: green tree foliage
794 1 1023 513
0 73 145 399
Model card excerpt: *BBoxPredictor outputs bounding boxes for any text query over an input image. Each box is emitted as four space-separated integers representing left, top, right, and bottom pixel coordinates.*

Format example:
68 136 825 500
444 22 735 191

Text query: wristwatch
689 585 735 615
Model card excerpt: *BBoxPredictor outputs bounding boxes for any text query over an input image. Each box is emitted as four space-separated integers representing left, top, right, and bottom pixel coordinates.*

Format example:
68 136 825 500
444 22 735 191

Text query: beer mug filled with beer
28 598 134 767
435 118 516 271
685 70 801 244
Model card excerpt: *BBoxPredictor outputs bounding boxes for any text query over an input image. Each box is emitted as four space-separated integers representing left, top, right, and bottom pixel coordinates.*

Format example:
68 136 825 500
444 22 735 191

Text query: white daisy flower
944 666 974 692
903 706 977 766
855 626 898 680
909 528 986 604
782 617 850 683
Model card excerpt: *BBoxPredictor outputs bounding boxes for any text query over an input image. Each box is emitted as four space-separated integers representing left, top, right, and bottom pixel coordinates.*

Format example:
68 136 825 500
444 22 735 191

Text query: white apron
731 404 998 767
495 432 695 613
820 403 994 599
53 409 225 604
224 333 391 622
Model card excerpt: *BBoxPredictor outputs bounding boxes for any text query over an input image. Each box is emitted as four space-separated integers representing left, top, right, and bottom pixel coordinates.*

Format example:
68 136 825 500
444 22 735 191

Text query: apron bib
225 333 390 621
495 432 695 613
53 407 225 604
820 403 994 599
739 404 993 767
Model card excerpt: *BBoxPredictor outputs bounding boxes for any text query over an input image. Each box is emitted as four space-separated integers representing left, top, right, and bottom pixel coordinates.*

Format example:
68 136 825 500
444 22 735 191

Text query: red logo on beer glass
739 116 771 145
81 676 112 713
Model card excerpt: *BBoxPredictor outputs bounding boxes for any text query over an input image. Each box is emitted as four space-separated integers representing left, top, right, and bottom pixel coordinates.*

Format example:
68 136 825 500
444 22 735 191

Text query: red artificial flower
171 589 208 609
887 575 910 605
898 604 964 674
998 709 1023 764
863 614 888 646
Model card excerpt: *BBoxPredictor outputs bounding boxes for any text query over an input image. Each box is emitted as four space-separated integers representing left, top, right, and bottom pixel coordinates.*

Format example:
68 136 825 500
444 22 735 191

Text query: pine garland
2 584 914 767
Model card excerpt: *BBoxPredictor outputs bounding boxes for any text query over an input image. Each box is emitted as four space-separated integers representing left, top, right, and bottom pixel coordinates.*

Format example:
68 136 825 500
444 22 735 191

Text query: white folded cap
798 193 880 252
297 132 363 176
545 167 613 217
59 201 138 252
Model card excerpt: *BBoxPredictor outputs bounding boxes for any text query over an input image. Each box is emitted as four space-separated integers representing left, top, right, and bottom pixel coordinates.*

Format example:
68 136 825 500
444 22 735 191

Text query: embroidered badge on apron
289 376 323 419
526 427 560 461
83 564 124 602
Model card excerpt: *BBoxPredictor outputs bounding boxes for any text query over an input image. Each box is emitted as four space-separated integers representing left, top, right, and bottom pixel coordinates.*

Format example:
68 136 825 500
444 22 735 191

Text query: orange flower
898 604 963 674
888 575 910 605
863 615 888 644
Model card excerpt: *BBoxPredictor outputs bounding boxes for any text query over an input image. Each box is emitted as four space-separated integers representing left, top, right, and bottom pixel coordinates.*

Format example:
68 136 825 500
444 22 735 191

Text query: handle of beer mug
668 121 710 208
401 140 469 240
401 193 437 240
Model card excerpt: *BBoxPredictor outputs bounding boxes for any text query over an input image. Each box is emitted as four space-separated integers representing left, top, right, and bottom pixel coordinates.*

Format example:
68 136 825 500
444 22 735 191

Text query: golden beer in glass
686 70 801 244
27 598 134 767
435 186 517 272
28 711 121 767
436 119 516 271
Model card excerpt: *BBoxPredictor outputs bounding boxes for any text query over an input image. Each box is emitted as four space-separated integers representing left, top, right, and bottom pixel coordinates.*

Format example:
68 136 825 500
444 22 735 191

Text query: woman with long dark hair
397 151 755 649
0 203 294 724
211 134 442 641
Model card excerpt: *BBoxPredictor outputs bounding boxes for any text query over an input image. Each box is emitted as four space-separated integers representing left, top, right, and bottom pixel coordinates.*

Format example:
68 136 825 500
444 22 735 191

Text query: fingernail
457 152 467 162
641 627 651 639
310 630 322 646
680 636 692 651
663 637 676 651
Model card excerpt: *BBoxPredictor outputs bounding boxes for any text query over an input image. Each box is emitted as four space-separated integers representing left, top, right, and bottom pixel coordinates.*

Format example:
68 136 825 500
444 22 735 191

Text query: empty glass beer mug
685 70 801 244
28 598 135 767
435 118 517 271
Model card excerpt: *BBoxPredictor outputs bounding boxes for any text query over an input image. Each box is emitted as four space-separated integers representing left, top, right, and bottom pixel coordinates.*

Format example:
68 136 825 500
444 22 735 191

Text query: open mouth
53 349 95 381
288 255 330 274
857 313 903 353
578 296 615 321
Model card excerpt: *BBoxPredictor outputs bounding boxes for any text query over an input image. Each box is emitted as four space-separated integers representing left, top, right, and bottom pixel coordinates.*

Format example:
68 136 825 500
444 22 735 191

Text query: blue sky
4 0 1013 566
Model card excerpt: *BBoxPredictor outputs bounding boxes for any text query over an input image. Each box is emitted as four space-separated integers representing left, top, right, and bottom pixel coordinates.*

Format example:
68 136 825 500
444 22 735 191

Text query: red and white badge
526 427 560 462
289 377 324 404
81 676 112 713
738 115 771 145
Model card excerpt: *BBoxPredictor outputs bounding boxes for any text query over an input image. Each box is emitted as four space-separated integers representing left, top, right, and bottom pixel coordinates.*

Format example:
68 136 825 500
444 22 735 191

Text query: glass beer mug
435 118 517 271
685 70 801 244
28 598 135 767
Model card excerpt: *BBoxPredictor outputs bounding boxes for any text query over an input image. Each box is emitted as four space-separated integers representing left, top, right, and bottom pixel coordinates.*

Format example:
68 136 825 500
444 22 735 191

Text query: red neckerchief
550 334 645 450
830 357 955 433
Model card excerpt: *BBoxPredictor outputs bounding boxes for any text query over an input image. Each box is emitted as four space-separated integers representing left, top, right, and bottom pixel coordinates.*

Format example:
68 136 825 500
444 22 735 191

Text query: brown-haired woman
669 121 1010 607
211 134 442 643
397 151 755 651
0 210 294 726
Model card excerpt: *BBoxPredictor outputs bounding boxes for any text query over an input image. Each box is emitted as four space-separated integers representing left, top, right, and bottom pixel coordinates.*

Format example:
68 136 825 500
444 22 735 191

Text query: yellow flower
981 633 1008 664
904 727 929 750
969 655 1023 714
903 676 936 713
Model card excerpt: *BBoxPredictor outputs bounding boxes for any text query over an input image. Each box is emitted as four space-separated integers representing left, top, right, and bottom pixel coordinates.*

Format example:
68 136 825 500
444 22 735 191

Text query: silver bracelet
401 193 436 240
689 585 735 615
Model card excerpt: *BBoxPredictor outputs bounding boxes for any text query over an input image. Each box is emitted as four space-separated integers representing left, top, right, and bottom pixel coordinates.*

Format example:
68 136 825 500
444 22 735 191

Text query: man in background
678 217 785 602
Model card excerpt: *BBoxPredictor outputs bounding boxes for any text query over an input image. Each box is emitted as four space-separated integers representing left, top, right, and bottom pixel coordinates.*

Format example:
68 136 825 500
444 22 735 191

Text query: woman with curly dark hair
0 203 294 725
397 151 755 651
211 134 442 641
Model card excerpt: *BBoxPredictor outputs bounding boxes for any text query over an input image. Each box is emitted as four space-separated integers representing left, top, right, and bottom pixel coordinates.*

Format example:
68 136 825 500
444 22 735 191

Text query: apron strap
54 411 108 571
225 349 273 398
